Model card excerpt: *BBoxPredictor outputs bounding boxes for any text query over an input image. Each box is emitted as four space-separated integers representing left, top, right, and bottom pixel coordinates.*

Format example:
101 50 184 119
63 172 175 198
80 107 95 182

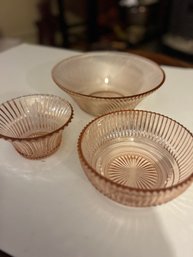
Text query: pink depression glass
0 94 73 159
52 51 165 116
78 110 193 207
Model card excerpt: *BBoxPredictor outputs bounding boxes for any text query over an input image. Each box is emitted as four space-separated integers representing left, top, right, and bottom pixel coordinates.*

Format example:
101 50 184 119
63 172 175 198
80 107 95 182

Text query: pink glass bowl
52 51 165 116
78 110 193 207
0 94 73 159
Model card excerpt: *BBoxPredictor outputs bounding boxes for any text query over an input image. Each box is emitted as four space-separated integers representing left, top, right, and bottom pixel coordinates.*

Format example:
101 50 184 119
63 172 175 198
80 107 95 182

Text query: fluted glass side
78 110 193 207
0 94 73 159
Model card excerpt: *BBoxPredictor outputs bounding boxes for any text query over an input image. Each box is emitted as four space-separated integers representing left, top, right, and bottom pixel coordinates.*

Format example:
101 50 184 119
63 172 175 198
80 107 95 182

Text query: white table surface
0 44 193 257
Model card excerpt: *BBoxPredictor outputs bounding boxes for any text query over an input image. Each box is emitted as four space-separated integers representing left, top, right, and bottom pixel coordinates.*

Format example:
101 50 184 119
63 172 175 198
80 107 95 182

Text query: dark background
35 0 193 63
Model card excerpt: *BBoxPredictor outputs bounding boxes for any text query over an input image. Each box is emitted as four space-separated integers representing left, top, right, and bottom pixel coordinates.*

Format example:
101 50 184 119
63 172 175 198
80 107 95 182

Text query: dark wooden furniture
34 0 101 47
128 49 193 67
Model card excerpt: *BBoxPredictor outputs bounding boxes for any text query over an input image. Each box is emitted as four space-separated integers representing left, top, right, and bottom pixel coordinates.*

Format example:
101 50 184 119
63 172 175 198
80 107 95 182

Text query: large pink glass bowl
52 51 165 116
78 110 193 207
0 94 73 159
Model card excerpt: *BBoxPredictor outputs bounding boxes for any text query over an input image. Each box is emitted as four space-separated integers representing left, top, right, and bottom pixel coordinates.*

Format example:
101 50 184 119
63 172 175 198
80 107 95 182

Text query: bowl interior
52 52 164 98
0 94 72 139
79 110 193 190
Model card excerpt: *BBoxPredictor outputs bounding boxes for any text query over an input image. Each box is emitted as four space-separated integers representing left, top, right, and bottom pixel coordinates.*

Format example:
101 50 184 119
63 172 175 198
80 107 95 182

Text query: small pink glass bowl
78 110 193 207
52 51 165 116
0 94 73 159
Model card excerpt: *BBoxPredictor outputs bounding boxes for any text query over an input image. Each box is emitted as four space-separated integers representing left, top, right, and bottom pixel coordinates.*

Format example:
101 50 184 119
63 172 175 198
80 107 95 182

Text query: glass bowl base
93 137 179 190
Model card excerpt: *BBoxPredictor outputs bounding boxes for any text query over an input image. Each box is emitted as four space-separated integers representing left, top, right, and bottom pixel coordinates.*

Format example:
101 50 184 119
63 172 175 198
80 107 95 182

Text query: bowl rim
52 51 166 100
77 109 193 193
0 94 74 141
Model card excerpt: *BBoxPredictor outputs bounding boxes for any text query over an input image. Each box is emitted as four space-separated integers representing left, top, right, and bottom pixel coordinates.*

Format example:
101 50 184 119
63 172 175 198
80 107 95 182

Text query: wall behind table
0 0 40 43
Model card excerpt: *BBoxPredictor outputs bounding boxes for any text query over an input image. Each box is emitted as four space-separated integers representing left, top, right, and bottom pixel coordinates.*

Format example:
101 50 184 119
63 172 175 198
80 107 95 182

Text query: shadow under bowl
0 94 73 159
52 51 165 116
78 110 193 207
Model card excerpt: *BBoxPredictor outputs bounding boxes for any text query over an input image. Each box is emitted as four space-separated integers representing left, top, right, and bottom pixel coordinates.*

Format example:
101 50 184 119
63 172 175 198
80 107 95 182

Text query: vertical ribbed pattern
78 110 193 207
70 93 144 116
12 131 62 159
0 94 73 159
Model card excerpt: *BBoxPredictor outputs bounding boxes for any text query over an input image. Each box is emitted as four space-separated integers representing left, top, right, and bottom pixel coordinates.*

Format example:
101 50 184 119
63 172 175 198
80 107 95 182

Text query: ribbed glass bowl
0 94 73 159
52 51 165 116
78 110 193 207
